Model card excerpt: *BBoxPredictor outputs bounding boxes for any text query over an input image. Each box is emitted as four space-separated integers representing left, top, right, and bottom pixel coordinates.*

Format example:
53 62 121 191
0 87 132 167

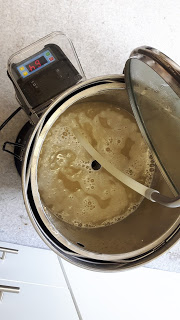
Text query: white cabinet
0 241 67 287
0 242 79 320
0 279 79 320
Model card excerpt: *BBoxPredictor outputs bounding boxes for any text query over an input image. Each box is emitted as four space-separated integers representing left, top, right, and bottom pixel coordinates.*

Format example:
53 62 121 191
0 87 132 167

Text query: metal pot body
22 75 180 271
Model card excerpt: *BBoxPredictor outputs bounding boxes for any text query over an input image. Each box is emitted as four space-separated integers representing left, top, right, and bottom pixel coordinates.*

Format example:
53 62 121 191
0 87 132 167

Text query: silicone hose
73 129 159 202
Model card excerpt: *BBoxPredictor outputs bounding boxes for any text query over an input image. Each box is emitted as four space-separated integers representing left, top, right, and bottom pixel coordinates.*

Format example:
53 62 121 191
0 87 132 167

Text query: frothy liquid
38 102 155 228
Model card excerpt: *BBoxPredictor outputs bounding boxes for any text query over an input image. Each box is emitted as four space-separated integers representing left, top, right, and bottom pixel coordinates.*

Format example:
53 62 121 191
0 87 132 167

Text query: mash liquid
38 102 154 228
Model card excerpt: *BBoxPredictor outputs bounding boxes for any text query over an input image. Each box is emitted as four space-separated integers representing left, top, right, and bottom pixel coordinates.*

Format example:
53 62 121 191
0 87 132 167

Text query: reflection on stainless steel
129 46 180 98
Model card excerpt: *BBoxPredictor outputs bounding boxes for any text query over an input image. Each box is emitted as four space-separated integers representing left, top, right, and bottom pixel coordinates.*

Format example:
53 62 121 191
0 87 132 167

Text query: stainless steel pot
22 74 180 271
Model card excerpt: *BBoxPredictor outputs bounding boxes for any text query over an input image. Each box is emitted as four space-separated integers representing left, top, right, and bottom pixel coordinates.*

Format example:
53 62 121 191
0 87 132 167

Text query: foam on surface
38 102 154 228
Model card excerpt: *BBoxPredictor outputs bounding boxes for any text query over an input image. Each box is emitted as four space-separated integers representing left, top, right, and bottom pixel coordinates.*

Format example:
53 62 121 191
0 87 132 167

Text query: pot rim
22 75 180 262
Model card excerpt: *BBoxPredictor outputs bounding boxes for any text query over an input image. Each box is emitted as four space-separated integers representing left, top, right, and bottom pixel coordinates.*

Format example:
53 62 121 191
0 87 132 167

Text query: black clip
3 141 24 161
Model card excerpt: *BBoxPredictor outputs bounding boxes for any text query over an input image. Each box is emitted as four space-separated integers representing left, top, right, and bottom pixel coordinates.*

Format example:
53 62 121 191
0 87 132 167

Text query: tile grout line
59 258 83 320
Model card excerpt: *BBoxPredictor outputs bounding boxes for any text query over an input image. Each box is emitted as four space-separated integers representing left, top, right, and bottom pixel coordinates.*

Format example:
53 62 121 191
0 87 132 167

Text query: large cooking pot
6 32 178 270
21 66 180 271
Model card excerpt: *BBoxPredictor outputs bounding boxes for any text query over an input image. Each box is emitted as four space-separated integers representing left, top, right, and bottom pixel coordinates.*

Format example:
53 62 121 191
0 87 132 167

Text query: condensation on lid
125 46 180 195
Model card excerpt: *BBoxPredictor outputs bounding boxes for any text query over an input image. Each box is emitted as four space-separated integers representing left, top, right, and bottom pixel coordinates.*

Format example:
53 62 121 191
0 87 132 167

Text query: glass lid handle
73 129 180 208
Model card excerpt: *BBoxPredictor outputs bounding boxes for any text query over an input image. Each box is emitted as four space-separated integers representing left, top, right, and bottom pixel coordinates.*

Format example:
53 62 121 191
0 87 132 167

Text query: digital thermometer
9 43 82 113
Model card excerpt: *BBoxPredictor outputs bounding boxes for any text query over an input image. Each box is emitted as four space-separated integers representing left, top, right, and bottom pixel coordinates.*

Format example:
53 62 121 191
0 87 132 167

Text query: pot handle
3 141 24 160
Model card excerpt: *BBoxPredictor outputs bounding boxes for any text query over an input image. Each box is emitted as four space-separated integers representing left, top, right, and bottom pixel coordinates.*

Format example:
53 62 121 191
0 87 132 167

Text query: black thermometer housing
8 44 82 113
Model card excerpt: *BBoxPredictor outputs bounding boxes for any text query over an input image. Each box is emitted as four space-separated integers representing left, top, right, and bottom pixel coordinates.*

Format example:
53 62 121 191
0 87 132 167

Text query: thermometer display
26 56 47 72
12 43 82 109
17 49 55 78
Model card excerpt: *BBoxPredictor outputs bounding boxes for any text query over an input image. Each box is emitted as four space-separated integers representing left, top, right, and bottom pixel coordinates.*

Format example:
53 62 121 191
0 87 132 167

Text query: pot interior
35 85 180 257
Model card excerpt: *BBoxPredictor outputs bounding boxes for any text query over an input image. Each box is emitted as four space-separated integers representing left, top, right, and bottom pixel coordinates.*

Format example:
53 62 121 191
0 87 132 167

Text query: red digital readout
26 56 47 73
28 60 41 71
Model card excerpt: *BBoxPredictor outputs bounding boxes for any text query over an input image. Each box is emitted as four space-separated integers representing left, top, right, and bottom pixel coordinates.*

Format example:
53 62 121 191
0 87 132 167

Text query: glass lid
125 46 180 196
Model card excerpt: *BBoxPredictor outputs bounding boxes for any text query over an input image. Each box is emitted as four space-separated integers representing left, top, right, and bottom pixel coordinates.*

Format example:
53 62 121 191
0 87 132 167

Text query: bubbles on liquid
38 101 155 229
